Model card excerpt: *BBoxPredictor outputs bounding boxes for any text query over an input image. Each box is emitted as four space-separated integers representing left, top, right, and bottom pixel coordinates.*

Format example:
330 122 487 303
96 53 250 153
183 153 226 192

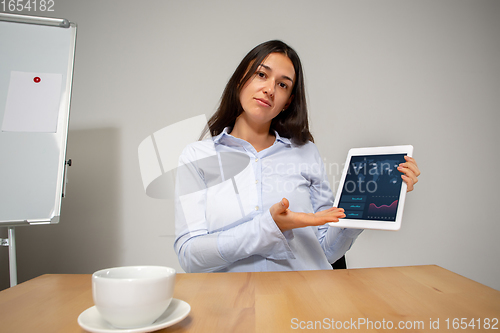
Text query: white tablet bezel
329 145 413 231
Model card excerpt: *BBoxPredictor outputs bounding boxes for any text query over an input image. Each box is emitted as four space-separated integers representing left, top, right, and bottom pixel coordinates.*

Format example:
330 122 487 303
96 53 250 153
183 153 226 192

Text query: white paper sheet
1 71 63 133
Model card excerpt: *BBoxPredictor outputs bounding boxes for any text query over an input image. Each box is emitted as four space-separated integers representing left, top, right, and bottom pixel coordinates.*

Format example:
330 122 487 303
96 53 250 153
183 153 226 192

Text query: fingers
314 207 340 216
313 208 346 224
315 207 345 217
307 215 339 226
399 168 417 192
403 156 421 177
281 197 290 209
324 212 346 224
402 175 414 192
398 156 420 192
272 203 347 231
270 198 289 218
333 208 346 221
294 208 345 227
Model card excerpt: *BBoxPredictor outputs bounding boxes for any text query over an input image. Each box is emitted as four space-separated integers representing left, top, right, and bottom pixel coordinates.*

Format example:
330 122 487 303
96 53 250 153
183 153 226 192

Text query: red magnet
34 77 41 83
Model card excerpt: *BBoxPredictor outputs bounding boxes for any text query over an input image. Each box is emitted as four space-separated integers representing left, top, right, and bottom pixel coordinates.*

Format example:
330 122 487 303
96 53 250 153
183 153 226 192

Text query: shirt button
255 180 259 184
255 206 259 211
255 158 259 162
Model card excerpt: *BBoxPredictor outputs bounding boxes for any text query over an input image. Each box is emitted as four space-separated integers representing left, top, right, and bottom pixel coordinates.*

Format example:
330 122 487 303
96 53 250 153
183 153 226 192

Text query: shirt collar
213 127 292 146
274 130 292 145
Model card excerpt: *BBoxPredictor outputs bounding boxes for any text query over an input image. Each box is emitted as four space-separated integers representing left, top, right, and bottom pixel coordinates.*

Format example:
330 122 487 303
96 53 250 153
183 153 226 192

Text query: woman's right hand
270 198 346 232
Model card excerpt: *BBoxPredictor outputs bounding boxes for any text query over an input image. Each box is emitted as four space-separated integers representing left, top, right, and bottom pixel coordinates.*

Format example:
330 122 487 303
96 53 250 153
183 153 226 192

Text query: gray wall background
1 0 499 291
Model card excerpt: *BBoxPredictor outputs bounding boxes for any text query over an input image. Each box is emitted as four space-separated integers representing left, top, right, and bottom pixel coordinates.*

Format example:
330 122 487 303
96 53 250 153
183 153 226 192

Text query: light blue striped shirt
174 128 362 273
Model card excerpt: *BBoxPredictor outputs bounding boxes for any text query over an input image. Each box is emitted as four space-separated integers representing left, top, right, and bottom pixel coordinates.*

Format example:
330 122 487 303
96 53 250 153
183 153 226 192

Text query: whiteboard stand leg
8 227 17 287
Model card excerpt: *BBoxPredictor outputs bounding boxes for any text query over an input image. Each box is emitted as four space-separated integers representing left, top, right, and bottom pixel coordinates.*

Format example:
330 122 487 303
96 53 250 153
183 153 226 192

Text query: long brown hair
203 40 313 145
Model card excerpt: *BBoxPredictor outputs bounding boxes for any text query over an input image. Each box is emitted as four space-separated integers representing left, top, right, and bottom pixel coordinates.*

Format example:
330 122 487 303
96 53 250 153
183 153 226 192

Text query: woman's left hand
398 156 420 192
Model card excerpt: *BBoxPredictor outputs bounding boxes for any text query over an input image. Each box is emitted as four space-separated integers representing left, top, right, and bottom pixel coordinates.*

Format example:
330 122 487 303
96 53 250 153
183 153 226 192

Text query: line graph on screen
368 200 398 215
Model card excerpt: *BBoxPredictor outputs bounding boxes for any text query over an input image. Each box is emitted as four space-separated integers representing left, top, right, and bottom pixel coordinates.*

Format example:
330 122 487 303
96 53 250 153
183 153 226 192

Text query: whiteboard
0 13 76 226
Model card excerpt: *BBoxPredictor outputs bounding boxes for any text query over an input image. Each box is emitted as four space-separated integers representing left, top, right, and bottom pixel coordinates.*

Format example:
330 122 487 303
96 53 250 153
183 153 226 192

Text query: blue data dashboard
338 154 407 222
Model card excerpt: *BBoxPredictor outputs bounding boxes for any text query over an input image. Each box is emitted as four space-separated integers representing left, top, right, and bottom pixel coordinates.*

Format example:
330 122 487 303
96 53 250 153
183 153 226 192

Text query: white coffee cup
92 266 176 328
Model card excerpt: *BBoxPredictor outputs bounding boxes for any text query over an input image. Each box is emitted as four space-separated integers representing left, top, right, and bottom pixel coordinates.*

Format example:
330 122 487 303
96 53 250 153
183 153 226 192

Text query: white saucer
78 299 191 333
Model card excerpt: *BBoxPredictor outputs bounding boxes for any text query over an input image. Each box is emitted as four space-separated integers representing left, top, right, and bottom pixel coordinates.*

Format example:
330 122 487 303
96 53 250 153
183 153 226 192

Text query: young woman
174 40 420 273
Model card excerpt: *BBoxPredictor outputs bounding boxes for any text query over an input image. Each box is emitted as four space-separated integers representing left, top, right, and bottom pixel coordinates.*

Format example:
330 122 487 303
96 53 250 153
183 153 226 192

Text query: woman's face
238 52 295 128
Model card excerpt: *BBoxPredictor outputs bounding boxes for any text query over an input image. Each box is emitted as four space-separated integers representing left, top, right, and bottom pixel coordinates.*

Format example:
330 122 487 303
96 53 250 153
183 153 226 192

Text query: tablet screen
338 153 407 222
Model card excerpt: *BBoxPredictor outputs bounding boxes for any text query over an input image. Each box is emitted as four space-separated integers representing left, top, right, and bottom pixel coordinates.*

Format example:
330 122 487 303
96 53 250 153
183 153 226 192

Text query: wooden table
0 265 499 332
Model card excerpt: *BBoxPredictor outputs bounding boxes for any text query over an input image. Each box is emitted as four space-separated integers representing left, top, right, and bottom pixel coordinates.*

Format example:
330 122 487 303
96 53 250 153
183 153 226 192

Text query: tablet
329 145 413 230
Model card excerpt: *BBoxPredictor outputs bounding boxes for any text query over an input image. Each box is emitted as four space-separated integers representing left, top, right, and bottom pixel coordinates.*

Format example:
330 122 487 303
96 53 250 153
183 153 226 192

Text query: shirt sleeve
174 143 294 273
306 143 364 264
